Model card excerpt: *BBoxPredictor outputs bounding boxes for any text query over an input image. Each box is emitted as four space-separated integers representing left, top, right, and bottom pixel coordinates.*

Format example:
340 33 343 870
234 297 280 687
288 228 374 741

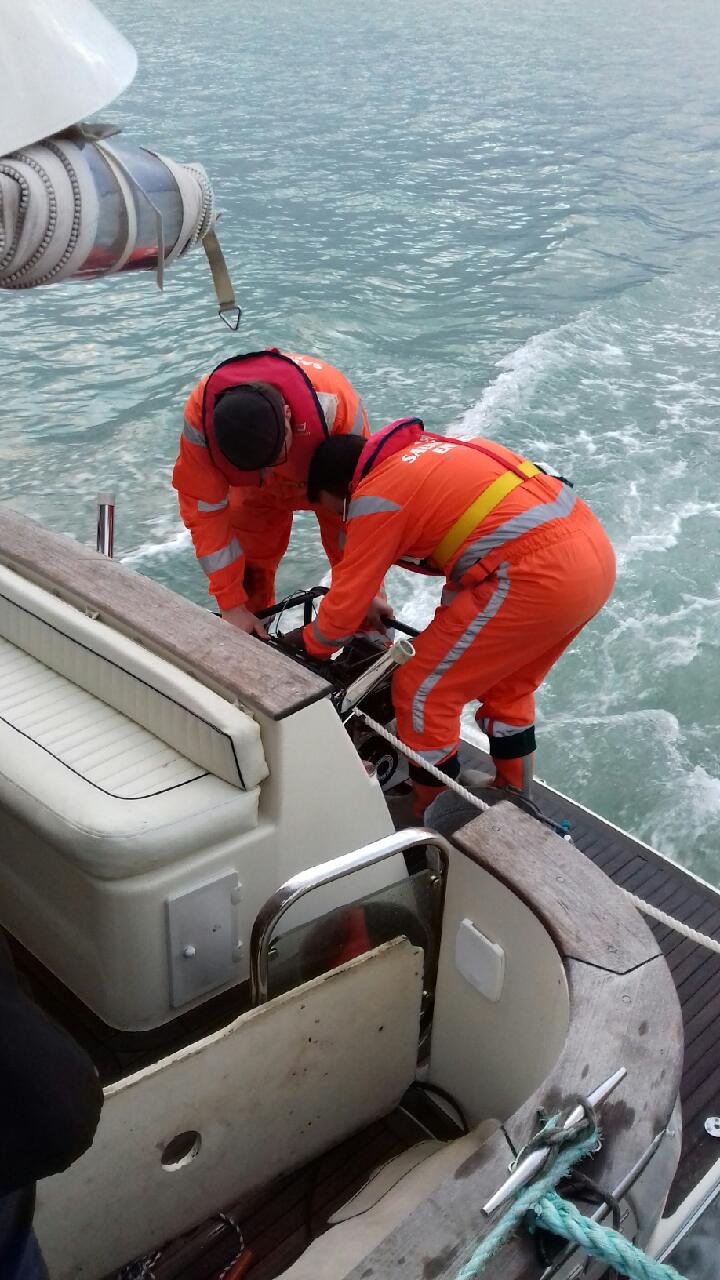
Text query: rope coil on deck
356 711 720 958
453 1102 686 1280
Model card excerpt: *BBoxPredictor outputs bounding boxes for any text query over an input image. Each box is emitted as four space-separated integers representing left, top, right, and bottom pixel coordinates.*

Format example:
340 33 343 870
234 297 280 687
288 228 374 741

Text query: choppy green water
1 0 718 880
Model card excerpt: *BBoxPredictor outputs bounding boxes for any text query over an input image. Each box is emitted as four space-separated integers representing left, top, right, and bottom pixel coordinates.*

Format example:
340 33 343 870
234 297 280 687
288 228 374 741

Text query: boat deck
514 775 720 1217
386 741 720 1221
90 762 715 1277
9 752 719 1259
96 1086 461 1279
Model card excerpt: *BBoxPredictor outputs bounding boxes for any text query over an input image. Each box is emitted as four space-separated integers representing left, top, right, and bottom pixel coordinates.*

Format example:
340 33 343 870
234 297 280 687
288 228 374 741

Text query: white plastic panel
167 874 239 1007
35 940 424 1280
455 918 505 1003
429 849 569 1125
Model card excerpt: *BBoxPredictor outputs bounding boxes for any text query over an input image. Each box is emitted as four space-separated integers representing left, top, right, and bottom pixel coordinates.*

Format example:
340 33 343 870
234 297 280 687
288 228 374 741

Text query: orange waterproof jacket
303 419 575 656
173 351 369 609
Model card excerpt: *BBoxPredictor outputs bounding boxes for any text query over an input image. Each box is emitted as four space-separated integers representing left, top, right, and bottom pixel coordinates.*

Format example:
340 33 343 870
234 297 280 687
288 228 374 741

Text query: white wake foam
448 315 623 442
121 525 191 566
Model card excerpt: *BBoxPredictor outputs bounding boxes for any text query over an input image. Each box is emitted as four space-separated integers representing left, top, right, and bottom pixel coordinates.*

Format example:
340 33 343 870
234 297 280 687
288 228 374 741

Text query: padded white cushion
0 691 259 879
278 1119 499 1280
0 639 205 798
0 564 267 790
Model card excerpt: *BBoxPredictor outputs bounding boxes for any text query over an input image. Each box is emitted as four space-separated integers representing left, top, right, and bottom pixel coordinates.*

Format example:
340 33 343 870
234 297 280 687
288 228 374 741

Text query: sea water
0 0 718 885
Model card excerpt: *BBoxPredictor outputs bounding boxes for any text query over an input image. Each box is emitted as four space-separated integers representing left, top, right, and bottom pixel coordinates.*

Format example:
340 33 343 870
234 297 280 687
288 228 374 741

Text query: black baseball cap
213 382 286 469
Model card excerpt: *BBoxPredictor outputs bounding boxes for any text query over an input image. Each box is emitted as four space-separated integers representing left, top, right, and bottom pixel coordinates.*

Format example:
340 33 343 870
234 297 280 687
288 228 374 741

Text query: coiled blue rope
455 1110 686 1280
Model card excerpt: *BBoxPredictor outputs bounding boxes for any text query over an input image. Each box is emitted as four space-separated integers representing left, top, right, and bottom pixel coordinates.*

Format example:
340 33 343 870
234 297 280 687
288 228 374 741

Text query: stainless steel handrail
249 827 451 1006
96 492 115 558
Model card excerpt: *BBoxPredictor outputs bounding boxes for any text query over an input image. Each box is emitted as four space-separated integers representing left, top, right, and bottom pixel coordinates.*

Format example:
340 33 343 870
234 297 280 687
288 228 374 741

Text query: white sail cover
0 0 137 156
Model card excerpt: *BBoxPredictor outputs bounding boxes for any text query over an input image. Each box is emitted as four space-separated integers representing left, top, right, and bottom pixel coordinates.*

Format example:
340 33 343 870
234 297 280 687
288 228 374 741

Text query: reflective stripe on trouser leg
408 748 460 788
391 566 513 777
411 566 510 736
409 750 460 803
227 481 295 611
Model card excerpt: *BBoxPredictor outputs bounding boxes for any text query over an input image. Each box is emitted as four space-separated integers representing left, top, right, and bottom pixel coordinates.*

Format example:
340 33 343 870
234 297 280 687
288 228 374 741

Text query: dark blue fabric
0 933 103 1280
8 1227 50 1280
0 935 102 1196
0 1191 49 1280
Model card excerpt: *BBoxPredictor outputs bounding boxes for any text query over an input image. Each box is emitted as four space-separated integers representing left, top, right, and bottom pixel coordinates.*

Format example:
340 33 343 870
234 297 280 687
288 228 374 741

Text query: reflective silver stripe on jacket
351 399 366 433
199 537 243 574
412 564 510 734
316 392 338 431
450 485 575 581
182 418 207 448
197 497 229 513
347 495 402 520
312 618 354 649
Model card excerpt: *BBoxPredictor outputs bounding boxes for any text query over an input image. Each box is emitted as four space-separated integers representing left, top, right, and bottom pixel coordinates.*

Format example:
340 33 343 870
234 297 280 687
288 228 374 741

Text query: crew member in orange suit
289 419 615 812
173 350 370 636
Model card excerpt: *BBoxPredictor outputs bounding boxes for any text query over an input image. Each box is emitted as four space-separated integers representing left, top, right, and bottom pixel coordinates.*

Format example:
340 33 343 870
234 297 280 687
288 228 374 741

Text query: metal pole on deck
96 492 115 558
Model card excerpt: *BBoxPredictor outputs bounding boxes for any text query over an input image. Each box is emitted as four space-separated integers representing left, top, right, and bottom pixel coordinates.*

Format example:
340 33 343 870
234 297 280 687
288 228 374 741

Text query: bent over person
292 419 615 814
173 349 370 635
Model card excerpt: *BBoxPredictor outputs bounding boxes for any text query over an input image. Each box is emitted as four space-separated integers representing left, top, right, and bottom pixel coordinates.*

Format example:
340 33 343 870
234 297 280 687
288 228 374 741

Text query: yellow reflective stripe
432 462 540 569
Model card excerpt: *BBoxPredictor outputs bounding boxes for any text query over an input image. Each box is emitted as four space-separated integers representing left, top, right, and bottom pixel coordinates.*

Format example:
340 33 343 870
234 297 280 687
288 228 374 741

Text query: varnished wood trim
451 802 661 973
0 507 330 721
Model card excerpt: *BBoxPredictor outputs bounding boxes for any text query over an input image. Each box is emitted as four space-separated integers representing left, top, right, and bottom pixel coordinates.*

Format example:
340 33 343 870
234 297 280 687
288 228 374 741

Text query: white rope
620 891 720 955
356 710 720 958
356 710 489 812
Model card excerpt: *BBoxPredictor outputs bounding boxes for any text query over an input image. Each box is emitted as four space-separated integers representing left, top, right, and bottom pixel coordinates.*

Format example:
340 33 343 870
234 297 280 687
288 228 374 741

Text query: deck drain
704 1116 720 1139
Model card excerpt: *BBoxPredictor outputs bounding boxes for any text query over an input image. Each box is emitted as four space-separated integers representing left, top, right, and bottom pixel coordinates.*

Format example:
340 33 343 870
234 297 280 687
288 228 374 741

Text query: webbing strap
432 460 540 569
201 225 241 329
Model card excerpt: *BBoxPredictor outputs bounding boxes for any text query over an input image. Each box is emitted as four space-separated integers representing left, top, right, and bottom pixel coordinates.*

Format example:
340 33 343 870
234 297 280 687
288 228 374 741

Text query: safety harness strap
432 460 540 569
201 225 241 330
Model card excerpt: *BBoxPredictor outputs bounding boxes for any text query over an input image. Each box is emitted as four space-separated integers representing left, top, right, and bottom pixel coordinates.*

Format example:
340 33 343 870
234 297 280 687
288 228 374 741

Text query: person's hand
281 626 306 650
363 595 394 632
221 604 268 639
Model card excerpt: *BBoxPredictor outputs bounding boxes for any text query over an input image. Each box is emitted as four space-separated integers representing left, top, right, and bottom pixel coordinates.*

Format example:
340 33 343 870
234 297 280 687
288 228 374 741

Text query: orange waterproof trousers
391 499 616 789
228 474 343 612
